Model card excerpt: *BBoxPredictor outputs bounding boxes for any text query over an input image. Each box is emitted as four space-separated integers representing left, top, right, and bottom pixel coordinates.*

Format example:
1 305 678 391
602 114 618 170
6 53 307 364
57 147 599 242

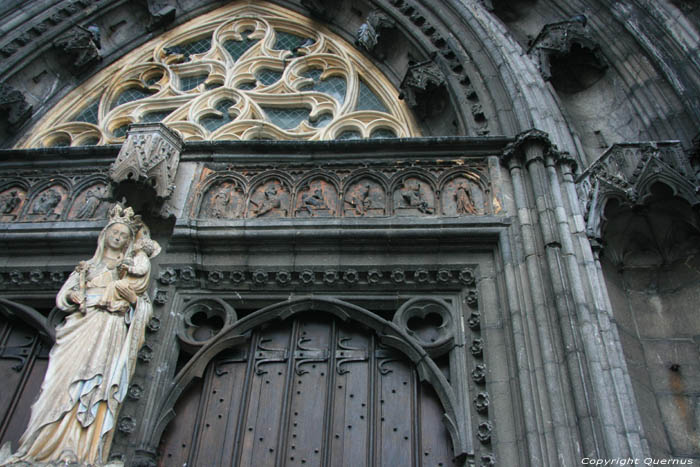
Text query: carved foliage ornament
20 1 419 149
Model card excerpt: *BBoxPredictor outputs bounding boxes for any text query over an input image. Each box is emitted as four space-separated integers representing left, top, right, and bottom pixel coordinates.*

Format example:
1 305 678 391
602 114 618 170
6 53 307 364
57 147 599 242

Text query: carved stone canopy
110 123 183 208
398 59 447 116
527 16 607 93
53 25 102 73
576 141 699 242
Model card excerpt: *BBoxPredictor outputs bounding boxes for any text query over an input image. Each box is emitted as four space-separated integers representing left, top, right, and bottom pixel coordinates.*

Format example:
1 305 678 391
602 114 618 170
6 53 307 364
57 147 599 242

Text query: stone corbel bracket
398 59 447 116
355 9 397 54
527 16 607 90
110 123 183 209
53 24 102 74
575 141 699 241
0 83 33 133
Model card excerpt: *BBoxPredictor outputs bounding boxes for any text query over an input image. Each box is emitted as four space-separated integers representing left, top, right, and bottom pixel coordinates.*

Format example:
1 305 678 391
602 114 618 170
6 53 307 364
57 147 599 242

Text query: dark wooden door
0 315 49 451
159 313 457 467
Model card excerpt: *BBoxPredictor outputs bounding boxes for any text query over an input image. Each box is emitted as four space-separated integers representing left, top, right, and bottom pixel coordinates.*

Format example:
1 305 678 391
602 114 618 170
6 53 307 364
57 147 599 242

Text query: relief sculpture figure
30 188 62 219
455 182 478 215
399 181 433 214
249 183 283 218
0 190 21 219
1 204 160 466
75 186 108 220
298 188 328 215
346 184 372 215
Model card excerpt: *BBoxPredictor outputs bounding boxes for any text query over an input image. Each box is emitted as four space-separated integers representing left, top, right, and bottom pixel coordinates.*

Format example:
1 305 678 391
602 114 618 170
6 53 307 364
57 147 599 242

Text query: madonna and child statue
1 204 160 466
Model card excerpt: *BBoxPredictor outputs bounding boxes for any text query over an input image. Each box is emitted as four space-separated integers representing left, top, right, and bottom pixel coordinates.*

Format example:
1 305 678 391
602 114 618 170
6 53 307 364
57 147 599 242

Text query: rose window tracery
19 1 419 148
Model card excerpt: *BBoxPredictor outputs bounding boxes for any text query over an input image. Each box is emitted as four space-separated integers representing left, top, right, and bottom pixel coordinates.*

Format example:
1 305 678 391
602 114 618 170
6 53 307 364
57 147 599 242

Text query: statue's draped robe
10 260 152 464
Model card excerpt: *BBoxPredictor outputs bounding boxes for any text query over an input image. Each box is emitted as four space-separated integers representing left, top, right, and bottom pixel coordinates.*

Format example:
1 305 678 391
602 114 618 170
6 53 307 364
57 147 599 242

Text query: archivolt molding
18 1 419 148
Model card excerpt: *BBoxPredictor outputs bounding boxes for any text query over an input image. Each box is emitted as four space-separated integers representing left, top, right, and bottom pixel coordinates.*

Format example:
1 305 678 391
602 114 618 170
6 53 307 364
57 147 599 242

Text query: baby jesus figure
96 236 159 313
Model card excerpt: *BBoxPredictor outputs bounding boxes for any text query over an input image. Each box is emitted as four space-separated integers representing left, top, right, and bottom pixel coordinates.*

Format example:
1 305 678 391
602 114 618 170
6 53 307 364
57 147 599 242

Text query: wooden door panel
159 314 455 466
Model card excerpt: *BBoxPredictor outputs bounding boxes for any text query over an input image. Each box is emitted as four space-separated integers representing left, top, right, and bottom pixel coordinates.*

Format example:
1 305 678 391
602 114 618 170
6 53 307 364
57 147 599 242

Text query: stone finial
54 25 102 73
398 60 446 115
110 123 183 203
355 9 396 53
0 82 33 132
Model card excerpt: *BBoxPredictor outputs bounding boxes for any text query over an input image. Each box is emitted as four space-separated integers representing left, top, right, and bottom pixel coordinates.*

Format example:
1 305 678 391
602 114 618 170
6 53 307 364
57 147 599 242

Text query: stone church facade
0 0 699 465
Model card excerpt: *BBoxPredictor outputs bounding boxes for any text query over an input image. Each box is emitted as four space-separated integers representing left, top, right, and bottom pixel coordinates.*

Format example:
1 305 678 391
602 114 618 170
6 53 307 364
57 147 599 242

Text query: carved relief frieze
294 177 338 217
0 174 110 223
193 160 494 219
343 177 386 217
26 185 68 221
247 178 291 218
393 175 436 216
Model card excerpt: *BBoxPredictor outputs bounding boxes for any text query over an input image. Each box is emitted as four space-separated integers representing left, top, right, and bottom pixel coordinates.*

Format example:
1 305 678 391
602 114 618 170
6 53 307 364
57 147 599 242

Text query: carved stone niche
25 185 68 221
356 9 396 55
398 59 448 118
68 184 110 220
199 180 245 219
53 25 102 74
246 179 290 218
294 178 338 217
0 187 26 221
0 83 33 133
441 175 485 216
110 123 183 213
393 176 436 216
527 15 607 93
343 178 386 217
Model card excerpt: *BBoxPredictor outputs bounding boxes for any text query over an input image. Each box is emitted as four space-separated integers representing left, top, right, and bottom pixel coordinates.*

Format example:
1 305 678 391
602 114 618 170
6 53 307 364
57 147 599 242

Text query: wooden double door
159 313 456 466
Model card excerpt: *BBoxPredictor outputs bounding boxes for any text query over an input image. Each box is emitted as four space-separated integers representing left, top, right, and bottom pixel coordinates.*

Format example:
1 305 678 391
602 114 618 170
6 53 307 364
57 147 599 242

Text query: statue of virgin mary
2 204 160 466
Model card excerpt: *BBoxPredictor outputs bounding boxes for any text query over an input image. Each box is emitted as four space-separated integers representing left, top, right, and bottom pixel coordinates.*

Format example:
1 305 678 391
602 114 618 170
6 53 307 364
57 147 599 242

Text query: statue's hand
114 281 138 305
69 290 85 306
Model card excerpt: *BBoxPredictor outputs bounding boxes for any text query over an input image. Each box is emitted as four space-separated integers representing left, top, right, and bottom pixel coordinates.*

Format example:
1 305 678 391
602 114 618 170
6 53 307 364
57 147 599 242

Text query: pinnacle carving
53 25 102 73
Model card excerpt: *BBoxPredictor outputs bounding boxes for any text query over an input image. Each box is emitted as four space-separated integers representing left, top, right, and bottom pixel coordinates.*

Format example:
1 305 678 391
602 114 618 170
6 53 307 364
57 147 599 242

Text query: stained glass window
337 130 362 140
23 2 418 148
73 100 99 125
356 80 387 112
200 100 236 132
262 107 310 130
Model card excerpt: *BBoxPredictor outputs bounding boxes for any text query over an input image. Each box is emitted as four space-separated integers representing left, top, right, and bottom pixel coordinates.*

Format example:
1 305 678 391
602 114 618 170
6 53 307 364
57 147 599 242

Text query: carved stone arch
151 296 470 460
19 177 72 221
634 167 700 209
195 173 248 220
292 170 341 217
65 175 111 220
245 171 293 218
0 298 55 344
390 169 438 216
438 167 491 216
342 169 389 217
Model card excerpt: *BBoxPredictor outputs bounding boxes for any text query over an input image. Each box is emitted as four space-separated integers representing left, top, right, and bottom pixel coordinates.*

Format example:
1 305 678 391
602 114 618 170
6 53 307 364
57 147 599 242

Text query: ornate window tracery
19 1 419 148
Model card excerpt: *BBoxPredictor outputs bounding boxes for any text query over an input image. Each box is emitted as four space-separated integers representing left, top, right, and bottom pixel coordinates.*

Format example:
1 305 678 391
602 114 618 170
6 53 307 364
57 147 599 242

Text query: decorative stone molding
527 16 607 93
157 265 479 290
575 141 699 241
356 10 396 54
0 83 33 133
53 25 102 73
110 123 183 201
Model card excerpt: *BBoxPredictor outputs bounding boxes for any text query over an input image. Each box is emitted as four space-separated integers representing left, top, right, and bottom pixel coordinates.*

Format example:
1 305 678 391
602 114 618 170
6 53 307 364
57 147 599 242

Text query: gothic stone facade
1 0 700 466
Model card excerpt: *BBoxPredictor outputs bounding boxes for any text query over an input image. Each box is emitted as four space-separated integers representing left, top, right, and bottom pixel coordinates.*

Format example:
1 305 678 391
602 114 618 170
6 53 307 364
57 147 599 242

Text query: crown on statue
107 203 143 234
